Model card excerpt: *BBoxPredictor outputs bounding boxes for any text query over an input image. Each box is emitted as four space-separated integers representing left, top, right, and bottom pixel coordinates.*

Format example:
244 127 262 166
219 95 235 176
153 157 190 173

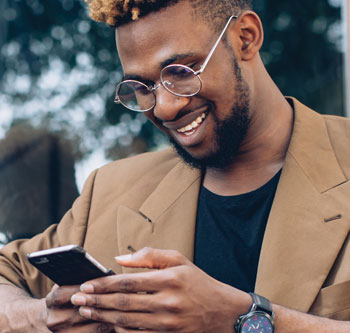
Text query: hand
71 247 251 332
46 284 114 332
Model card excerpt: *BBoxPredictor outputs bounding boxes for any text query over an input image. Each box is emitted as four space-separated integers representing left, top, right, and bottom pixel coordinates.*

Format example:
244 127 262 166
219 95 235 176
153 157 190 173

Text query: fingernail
71 294 86 306
115 254 133 261
79 307 92 318
80 283 94 293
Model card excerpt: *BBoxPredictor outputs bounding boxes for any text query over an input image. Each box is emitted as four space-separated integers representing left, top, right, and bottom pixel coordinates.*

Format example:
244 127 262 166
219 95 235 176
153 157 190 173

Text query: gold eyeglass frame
114 15 238 112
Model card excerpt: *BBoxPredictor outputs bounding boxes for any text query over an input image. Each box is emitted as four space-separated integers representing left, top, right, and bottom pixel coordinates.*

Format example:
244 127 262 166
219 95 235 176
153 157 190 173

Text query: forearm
0 284 49 333
274 304 350 333
227 289 350 332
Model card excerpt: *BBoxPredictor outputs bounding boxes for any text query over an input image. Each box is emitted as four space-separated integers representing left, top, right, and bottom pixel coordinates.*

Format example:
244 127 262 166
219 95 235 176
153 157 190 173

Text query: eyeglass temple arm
194 15 238 75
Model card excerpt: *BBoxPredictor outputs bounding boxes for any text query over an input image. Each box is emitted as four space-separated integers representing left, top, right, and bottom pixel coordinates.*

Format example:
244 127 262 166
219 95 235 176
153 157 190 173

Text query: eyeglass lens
117 81 155 112
160 65 202 96
116 65 202 112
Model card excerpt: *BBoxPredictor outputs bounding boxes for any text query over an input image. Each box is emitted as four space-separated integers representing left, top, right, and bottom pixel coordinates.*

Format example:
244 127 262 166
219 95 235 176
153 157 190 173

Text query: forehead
115 2 213 77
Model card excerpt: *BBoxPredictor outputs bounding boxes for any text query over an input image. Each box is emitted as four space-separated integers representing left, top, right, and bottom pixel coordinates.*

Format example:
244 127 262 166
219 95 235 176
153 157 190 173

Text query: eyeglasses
114 15 238 112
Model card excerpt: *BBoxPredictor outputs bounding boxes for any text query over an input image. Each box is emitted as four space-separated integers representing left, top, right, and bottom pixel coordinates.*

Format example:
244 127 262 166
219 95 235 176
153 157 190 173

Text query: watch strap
249 292 273 316
234 293 275 333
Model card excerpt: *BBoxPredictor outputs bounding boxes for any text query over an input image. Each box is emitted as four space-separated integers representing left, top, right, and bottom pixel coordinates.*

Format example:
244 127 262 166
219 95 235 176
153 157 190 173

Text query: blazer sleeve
0 169 98 299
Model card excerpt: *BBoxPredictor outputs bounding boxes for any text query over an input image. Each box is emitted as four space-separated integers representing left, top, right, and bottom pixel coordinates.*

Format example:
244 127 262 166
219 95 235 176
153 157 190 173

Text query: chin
169 136 215 170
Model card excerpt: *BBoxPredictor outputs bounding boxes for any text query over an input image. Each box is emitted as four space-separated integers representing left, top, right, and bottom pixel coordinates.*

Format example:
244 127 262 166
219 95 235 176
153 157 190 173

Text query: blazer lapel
255 99 350 311
116 161 201 273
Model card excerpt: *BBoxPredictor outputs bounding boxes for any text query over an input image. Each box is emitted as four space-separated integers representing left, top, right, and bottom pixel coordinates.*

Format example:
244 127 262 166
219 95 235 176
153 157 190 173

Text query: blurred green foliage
0 0 346 161
257 0 345 116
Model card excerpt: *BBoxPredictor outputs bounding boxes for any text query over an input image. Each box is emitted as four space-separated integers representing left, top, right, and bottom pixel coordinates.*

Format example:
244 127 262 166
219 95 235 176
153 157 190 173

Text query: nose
152 84 190 122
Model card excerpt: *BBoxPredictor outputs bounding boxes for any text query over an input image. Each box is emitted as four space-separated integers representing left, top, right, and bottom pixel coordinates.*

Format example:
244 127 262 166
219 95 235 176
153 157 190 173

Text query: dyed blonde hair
84 0 252 29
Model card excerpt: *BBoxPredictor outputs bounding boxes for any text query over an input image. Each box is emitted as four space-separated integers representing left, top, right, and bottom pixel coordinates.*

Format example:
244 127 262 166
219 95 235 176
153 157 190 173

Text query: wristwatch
234 293 275 333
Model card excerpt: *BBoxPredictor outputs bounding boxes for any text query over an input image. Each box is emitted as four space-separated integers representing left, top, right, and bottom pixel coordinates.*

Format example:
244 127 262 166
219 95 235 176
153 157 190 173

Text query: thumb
115 247 188 269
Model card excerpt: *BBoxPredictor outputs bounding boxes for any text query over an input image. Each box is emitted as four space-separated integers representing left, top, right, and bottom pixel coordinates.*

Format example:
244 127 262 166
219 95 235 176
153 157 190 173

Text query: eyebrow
122 52 196 82
122 74 144 81
160 52 195 68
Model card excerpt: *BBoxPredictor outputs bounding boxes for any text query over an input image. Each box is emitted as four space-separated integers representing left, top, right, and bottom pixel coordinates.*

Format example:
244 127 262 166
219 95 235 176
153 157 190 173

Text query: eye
187 63 198 69
134 85 150 95
165 66 194 79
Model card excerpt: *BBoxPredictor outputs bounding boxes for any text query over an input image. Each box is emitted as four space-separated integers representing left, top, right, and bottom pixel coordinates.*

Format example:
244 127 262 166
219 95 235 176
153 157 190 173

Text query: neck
203 64 294 196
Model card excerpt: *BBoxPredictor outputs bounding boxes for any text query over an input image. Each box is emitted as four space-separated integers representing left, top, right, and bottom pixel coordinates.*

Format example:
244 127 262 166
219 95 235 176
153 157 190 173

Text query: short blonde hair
84 0 252 28
84 0 179 27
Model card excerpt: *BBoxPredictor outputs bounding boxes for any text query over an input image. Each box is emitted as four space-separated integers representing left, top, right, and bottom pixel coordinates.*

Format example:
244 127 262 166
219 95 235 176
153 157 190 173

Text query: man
0 0 349 332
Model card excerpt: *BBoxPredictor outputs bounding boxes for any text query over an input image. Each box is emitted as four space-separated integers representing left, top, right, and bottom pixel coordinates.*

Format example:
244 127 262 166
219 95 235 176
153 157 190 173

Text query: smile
176 113 207 136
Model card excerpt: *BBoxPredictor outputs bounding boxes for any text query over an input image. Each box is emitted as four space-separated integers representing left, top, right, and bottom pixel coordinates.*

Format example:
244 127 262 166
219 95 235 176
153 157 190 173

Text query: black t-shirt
194 170 281 292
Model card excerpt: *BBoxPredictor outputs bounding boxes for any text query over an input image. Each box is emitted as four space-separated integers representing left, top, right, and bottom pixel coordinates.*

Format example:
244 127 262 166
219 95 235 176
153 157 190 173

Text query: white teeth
191 121 199 128
177 112 207 134
196 116 203 124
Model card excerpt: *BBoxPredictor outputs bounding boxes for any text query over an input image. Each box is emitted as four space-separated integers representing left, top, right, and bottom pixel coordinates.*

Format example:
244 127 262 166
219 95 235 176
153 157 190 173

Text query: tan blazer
0 98 349 320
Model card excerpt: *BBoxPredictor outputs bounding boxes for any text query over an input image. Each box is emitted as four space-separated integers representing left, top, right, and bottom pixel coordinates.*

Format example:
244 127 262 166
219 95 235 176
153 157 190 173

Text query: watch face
241 313 273 332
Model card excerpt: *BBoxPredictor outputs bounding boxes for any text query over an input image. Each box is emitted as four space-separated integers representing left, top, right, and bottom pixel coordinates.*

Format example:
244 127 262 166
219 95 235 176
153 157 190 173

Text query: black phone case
28 246 114 286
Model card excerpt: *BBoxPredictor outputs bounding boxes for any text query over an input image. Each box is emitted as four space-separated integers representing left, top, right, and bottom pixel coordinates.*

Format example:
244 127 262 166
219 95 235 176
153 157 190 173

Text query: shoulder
291 98 350 179
98 147 180 180
323 114 350 133
84 148 182 209
322 114 350 179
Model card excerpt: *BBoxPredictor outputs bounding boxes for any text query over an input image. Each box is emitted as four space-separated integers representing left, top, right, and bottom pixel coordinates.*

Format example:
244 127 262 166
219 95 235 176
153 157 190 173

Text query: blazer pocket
309 280 350 320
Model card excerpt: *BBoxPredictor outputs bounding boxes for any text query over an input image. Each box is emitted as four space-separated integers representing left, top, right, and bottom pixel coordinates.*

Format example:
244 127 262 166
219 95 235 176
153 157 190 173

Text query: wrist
18 298 49 331
235 293 275 333
1 297 49 332
216 282 252 331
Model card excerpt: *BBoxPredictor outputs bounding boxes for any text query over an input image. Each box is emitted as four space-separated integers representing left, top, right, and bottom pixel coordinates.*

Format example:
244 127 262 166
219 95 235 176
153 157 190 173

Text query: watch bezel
235 310 275 332
235 293 275 333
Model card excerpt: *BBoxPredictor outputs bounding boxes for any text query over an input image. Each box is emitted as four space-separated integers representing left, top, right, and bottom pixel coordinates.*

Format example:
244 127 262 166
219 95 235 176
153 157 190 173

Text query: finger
79 308 178 331
80 267 183 294
72 292 156 312
115 327 156 333
55 322 115 333
46 285 81 308
115 247 188 269
47 307 90 329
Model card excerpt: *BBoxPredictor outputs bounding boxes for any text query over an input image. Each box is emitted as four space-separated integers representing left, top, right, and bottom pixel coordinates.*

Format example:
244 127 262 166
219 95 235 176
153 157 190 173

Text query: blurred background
0 0 348 245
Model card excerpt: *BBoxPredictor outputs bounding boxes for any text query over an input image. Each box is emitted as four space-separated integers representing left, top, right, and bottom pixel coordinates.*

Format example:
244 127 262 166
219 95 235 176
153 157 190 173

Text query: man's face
116 1 250 169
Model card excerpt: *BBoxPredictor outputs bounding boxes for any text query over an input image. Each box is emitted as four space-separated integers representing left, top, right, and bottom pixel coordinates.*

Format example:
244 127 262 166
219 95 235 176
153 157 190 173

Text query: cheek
200 61 237 107
143 111 170 134
200 77 236 115
200 43 236 90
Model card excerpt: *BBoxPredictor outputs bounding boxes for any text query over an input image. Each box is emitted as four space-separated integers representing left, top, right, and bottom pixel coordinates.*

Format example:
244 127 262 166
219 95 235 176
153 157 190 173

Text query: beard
169 57 250 170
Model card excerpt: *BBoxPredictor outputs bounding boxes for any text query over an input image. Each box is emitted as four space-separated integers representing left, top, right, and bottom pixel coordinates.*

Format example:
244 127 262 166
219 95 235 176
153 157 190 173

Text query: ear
230 11 264 61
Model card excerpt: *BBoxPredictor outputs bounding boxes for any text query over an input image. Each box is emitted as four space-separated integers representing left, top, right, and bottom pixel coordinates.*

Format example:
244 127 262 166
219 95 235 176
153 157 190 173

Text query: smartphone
27 245 115 286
